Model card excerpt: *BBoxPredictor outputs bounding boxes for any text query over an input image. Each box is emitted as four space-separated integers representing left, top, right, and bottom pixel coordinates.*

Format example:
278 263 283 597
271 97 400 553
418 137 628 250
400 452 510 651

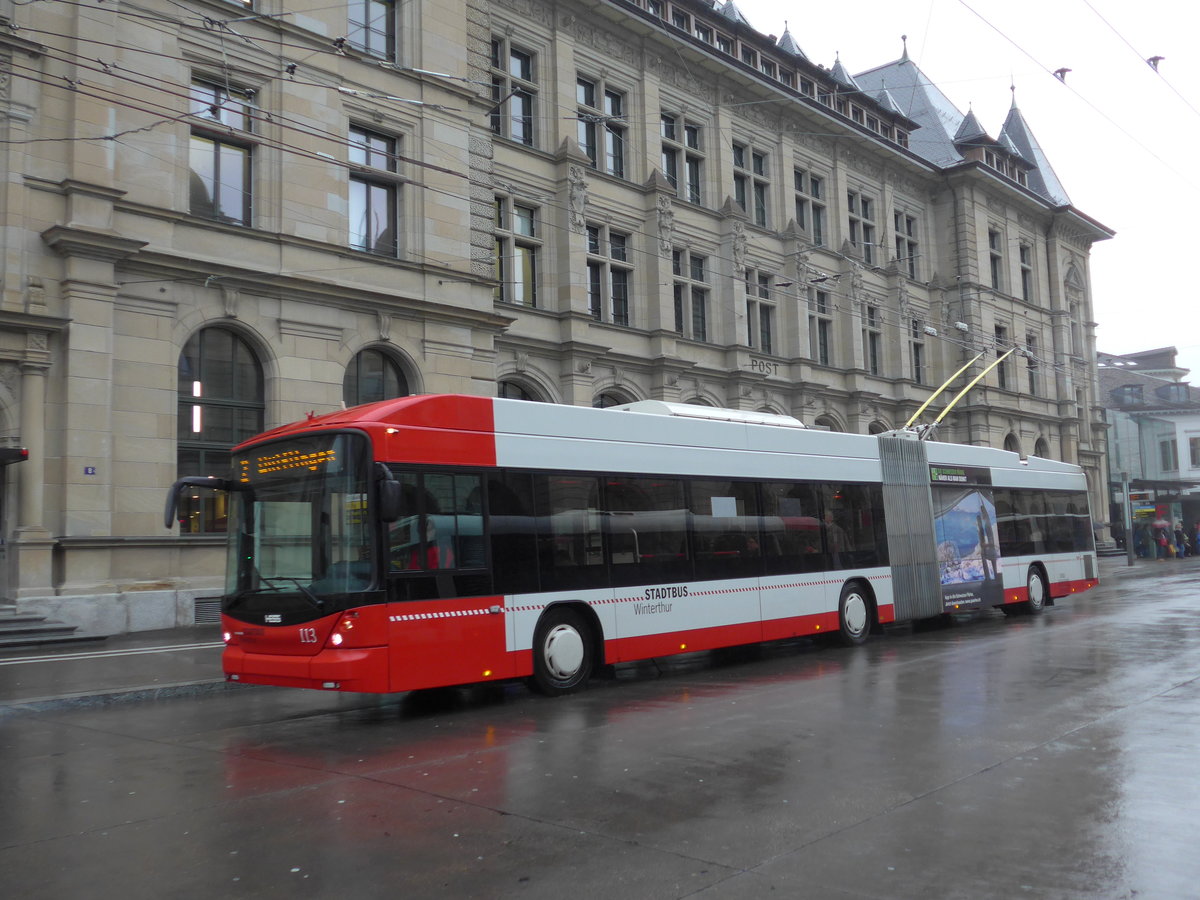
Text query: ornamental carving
644 56 715 105
491 0 553 22
732 221 747 270
568 166 588 233
566 17 638 67
657 196 675 254
0 362 20 396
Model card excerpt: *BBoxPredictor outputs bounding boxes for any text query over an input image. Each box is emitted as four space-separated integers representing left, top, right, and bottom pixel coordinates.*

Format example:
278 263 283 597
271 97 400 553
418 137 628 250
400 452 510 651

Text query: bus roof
237 394 1083 487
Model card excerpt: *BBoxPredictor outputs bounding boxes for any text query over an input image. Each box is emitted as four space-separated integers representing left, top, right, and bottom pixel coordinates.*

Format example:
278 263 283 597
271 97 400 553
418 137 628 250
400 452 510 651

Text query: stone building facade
0 0 1111 633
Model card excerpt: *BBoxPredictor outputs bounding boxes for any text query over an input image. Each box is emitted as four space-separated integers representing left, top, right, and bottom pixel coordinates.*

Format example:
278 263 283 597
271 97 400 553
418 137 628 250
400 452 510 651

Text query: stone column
13 350 53 599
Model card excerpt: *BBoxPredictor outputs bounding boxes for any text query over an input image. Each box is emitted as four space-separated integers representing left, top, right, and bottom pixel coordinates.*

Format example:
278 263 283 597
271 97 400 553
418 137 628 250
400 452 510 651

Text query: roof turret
999 100 1071 205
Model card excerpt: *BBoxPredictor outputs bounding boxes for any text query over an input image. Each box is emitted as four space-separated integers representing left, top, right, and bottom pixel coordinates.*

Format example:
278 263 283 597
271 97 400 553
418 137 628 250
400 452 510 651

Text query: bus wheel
530 607 594 696
1025 567 1047 616
838 582 871 646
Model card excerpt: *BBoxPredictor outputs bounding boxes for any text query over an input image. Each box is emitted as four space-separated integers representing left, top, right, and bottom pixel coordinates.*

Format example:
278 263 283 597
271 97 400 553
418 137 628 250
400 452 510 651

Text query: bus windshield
224 432 375 620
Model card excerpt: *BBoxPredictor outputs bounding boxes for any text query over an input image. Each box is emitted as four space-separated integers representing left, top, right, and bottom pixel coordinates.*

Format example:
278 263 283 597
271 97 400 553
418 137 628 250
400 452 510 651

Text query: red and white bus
165 395 1099 695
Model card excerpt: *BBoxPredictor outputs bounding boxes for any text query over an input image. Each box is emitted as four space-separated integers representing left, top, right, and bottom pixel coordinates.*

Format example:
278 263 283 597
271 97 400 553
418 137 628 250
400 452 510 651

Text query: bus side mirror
164 476 236 530
376 464 401 523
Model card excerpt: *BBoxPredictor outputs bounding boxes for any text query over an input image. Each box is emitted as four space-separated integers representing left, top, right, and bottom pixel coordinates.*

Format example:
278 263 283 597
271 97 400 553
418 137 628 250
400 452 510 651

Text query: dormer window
1112 385 1144 405
1157 383 1190 402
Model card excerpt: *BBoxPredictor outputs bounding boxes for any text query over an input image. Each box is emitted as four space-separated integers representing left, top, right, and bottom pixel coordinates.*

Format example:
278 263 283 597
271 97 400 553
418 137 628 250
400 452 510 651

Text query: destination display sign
929 465 992 486
237 437 351 484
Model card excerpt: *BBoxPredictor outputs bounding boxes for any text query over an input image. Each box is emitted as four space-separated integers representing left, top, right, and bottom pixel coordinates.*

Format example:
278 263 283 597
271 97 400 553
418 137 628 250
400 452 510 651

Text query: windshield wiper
255 575 324 611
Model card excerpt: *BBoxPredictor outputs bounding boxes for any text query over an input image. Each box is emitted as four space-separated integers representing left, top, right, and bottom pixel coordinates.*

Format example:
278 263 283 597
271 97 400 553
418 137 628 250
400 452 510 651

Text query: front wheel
530 606 595 696
837 582 872 646
1025 567 1047 616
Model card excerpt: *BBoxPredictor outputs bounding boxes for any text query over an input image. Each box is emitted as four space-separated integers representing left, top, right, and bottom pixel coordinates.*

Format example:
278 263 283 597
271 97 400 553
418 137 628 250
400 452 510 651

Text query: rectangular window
745 270 775 355
494 196 540 306
989 228 1004 290
734 140 769 227
910 319 926 384
586 224 632 325
661 112 704 204
893 211 918 278
1026 333 1039 395
189 81 253 225
809 289 832 366
349 126 398 255
1019 243 1034 301
995 324 1010 391
490 39 536 146
847 190 876 264
672 249 709 341
348 0 394 59
862 304 881 375
1190 437 1200 468
1161 439 1179 472
578 76 626 178
794 167 826 246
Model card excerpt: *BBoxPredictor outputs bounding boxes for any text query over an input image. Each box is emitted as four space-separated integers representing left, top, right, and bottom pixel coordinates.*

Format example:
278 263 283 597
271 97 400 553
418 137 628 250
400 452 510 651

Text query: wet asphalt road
3 560 1200 899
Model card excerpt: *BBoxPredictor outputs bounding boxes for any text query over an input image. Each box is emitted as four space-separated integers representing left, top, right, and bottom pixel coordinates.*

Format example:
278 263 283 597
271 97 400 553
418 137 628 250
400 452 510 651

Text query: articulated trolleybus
165 395 1098 695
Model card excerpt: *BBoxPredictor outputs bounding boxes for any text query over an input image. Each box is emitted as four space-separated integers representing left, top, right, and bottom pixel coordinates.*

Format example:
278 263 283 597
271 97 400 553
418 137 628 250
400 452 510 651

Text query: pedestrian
1175 522 1188 558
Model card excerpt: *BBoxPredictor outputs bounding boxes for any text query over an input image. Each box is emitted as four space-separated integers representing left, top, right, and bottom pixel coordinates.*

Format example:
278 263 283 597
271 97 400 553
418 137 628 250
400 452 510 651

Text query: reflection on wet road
3 561 1199 898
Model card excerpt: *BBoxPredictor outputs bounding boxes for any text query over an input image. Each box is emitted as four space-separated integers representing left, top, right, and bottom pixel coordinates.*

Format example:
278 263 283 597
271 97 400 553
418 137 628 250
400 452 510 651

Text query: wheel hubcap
1029 576 1044 608
543 624 585 679
843 593 868 636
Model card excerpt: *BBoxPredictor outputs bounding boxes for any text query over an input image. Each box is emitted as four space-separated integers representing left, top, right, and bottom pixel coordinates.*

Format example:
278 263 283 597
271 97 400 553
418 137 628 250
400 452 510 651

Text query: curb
0 678 262 714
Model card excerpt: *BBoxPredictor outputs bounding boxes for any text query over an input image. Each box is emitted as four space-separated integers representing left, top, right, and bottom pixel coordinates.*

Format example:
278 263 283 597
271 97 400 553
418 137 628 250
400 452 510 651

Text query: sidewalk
0 624 229 711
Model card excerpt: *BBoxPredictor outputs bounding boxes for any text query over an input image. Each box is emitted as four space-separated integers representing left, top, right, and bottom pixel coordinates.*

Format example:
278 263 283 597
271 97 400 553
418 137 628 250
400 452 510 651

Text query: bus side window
536 473 606 591
488 471 540 594
605 476 689 588
690 479 762 580
819 483 886 570
420 473 486 570
761 482 824 574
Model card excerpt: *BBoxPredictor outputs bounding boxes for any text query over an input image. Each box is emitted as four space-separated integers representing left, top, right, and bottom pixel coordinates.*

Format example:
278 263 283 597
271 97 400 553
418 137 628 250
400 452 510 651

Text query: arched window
868 421 889 435
593 391 632 408
813 415 840 432
1034 437 1051 459
1004 434 1022 456
498 380 543 402
684 397 713 407
177 327 264 533
344 348 409 407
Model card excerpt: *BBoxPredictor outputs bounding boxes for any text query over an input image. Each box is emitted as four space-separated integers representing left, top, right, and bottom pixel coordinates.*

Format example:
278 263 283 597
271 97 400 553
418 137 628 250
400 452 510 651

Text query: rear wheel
530 606 595 696
837 582 872 646
1025 566 1047 615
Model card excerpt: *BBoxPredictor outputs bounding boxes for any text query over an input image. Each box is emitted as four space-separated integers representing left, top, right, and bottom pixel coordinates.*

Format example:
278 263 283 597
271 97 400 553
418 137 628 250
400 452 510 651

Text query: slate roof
716 1 751 27
776 27 808 61
853 54 1070 205
852 54 967 168
998 100 1071 205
